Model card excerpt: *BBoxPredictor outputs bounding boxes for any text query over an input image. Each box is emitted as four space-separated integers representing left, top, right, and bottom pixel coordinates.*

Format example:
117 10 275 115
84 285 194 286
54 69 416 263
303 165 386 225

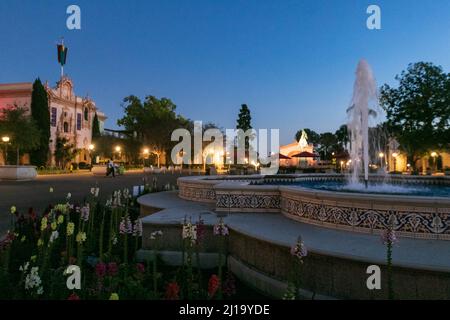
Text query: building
0 76 106 166
279 130 316 167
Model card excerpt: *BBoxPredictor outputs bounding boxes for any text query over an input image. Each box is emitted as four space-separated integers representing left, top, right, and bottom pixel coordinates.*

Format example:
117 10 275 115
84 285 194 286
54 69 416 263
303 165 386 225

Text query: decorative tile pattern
216 193 280 212
178 183 216 203
281 195 450 239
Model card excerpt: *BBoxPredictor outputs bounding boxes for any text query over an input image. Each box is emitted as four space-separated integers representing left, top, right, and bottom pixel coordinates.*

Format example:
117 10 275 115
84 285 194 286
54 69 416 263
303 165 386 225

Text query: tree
380 62 450 169
92 113 101 139
318 132 338 160
117 95 190 165
236 104 252 131
29 78 50 166
295 128 320 145
0 105 41 165
334 125 349 149
54 137 79 169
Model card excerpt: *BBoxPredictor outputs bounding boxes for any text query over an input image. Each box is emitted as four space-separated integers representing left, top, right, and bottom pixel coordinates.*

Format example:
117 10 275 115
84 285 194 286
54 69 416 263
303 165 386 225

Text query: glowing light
115 146 121 152
88 144 95 151
1 136 10 143
143 148 149 155
378 152 384 158
392 152 398 158
431 152 437 158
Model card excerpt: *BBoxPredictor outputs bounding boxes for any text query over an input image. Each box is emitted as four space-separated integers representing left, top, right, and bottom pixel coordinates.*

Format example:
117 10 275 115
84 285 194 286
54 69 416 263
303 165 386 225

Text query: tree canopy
0 105 41 165
117 95 190 161
295 128 320 145
380 62 450 167
29 78 50 166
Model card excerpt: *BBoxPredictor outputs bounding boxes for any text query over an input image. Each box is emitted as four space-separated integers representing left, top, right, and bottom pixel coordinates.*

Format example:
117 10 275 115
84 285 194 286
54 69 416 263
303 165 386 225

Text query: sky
1 0 450 144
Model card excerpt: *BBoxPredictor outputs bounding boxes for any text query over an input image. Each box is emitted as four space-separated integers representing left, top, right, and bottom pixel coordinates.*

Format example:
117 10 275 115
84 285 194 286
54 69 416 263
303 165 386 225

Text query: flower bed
0 186 242 300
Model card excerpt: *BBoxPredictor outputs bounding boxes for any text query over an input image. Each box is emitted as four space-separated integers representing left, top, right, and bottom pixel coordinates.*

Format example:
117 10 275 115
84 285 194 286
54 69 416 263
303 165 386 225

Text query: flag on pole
57 43 68 66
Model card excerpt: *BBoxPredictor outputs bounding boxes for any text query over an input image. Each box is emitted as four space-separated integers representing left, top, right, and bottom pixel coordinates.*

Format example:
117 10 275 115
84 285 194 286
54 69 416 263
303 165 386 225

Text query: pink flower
381 228 398 245
119 216 132 235
107 262 118 276
95 262 106 278
213 218 229 236
136 263 145 273
132 219 143 237
80 205 90 222
290 236 307 261
68 293 80 300
196 217 205 244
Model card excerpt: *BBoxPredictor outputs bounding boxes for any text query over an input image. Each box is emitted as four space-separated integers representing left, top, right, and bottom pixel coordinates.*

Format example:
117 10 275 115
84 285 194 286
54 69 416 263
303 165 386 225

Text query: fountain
347 59 377 188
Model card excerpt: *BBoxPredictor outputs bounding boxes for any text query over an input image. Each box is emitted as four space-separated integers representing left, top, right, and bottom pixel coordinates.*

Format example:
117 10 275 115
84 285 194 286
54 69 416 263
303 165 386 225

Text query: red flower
68 293 80 300
208 274 221 299
136 263 145 273
95 262 107 278
107 262 118 276
165 281 180 300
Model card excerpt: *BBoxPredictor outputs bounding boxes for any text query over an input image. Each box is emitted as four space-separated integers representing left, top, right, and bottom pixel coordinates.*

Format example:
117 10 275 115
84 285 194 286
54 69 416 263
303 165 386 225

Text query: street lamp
88 144 95 166
431 152 438 173
392 152 398 172
378 152 384 169
142 148 149 166
114 146 122 161
2 136 10 165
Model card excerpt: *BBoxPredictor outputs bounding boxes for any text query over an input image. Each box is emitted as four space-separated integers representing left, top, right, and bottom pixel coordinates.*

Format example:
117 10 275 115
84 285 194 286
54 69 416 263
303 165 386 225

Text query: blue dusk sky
1 0 449 144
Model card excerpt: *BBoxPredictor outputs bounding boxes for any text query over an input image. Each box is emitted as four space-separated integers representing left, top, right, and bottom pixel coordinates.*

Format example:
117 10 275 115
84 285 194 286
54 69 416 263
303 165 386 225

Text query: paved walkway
0 171 196 235
139 191 450 273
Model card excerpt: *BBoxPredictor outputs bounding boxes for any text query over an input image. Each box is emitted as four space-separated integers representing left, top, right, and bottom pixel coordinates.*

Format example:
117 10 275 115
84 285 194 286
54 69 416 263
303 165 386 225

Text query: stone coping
138 191 450 273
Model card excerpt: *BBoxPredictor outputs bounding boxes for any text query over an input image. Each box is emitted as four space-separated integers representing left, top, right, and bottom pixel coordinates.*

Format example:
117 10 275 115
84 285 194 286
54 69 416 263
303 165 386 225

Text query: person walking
106 159 115 177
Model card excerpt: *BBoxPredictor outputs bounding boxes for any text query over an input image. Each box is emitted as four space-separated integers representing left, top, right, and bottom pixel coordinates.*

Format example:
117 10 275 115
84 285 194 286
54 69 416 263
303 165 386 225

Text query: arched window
84 107 89 121
63 122 69 133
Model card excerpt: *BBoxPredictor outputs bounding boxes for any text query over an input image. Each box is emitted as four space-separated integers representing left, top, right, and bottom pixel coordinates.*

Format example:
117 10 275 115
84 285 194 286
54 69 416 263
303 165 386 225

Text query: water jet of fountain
347 59 377 187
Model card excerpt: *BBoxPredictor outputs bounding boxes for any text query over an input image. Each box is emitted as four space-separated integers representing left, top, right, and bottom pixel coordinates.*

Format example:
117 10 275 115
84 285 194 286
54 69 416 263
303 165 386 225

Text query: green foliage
29 78 50 166
117 95 190 163
0 105 41 165
236 104 252 131
380 62 450 168
54 137 79 169
295 128 320 145
92 113 101 139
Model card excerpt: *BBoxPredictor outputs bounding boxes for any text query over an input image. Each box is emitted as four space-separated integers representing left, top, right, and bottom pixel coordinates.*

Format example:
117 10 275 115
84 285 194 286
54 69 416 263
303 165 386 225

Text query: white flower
81 204 90 221
49 187 54 193
132 219 143 237
182 223 197 244
49 230 59 243
25 267 42 291
37 286 44 295
19 262 30 272
66 193 72 200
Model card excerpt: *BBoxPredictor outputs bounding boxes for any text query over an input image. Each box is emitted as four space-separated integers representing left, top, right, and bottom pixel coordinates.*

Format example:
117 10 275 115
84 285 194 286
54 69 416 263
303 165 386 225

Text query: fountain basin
178 174 450 240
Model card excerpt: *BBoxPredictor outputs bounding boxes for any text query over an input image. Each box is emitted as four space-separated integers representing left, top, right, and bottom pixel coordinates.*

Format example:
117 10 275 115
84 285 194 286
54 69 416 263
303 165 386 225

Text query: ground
0 171 192 236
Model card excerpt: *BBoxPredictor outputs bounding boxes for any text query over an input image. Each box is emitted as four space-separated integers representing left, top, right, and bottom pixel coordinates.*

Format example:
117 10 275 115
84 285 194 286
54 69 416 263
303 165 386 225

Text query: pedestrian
106 160 115 177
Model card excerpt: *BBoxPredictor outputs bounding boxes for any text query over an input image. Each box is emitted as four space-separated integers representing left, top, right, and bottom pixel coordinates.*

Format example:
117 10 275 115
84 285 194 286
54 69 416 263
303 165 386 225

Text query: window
63 122 69 133
84 107 89 121
51 108 57 127
77 113 82 130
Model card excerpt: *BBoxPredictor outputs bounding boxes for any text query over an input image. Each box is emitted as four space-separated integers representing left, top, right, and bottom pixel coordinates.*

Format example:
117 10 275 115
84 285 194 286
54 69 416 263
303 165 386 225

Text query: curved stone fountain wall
178 175 450 240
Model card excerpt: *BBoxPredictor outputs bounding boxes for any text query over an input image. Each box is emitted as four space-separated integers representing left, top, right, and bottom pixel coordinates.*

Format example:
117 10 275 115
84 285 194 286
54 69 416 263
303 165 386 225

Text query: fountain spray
347 60 377 188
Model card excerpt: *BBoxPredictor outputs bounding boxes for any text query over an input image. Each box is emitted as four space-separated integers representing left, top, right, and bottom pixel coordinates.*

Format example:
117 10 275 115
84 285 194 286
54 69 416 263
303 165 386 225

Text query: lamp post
431 152 438 173
115 146 121 161
392 152 398 172
378 152 384 170
2 136 10 165
143 148 149 167
88 144 95 166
